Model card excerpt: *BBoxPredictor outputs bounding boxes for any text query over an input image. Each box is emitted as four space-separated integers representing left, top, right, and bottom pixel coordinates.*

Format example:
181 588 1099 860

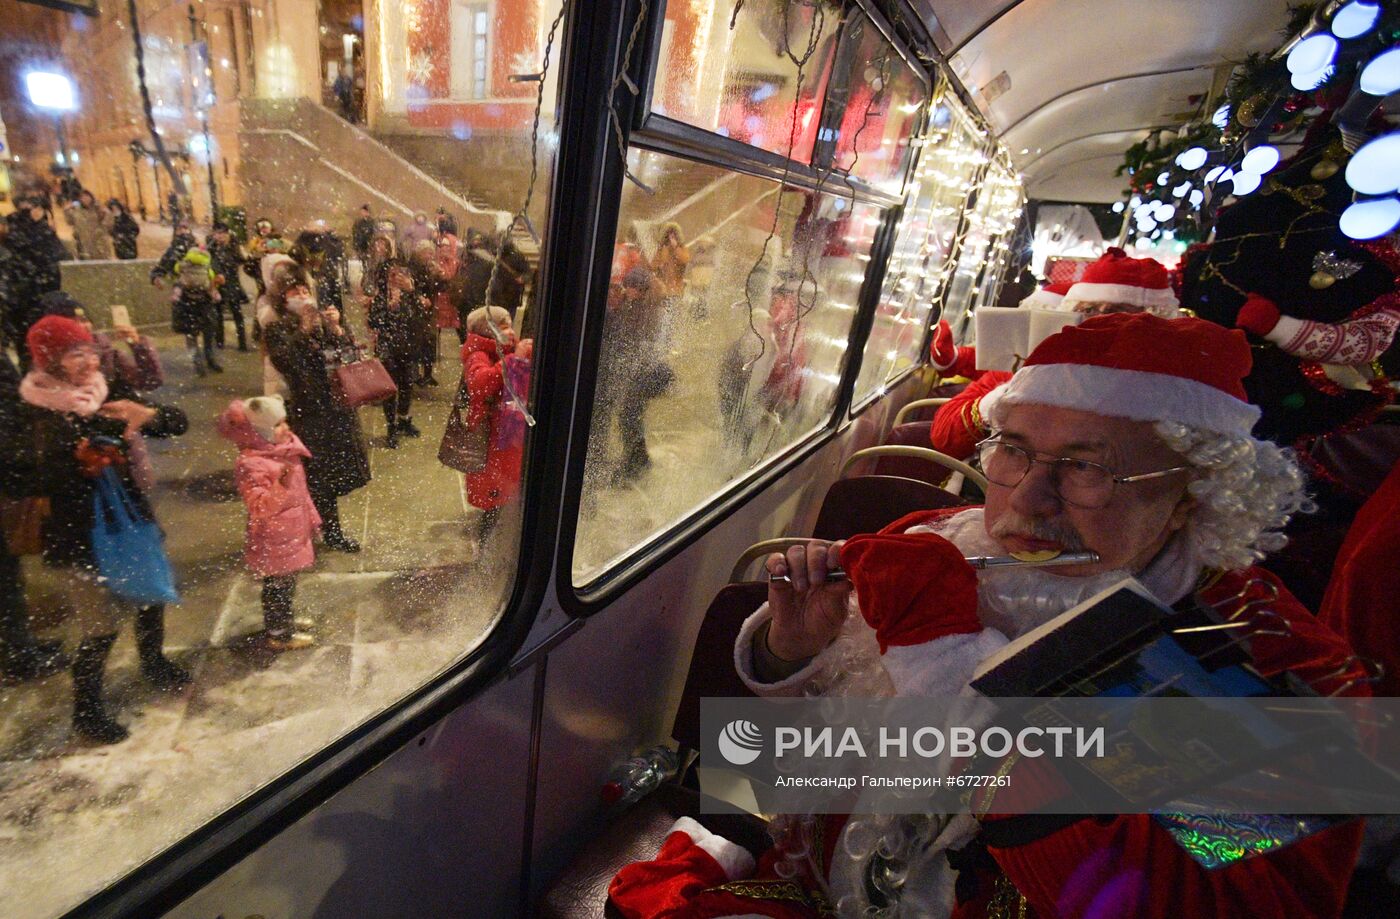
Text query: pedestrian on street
12 316 191 744
218 396 320 652
67 192 114 261
208 223 250 351
368 258 425 447
170 248 222 376
263 283 370 553
107 200 141 260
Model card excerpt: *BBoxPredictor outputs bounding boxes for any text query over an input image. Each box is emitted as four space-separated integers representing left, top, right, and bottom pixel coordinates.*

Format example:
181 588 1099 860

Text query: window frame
60 1 615 914
558 0 933 607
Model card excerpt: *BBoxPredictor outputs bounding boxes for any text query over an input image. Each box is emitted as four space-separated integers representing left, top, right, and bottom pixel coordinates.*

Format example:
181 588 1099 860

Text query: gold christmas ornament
1310 271 1338 289
1310 159 1340 180
1237 93 1268 127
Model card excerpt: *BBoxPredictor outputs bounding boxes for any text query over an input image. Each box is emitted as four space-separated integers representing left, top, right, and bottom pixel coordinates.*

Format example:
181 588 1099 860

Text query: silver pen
767 551 1100 583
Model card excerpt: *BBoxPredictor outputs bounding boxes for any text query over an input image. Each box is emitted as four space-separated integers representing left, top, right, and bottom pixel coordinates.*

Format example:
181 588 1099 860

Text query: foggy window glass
571 147 880 586
851 92 985 404
942 160 1023 337
969 164 1025 314
651 0 841 163
824 13 924 197
0 0 561 915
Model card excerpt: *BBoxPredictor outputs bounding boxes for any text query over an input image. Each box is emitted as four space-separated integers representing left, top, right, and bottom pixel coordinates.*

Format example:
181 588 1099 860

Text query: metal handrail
839 445 989 493
893 397 951 426
729 538 822 584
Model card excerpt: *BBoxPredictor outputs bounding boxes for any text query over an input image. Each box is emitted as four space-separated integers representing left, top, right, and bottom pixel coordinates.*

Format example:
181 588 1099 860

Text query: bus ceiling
910 0 1295 202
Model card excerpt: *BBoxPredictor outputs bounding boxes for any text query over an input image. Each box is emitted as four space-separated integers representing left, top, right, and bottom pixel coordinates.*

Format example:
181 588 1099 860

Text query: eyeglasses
975 438 1191 509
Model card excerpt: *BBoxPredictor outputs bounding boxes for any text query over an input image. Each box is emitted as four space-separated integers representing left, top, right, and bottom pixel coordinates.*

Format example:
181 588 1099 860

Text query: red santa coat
461 333 524 511
1318 460 1400 697
612 508 1368 919
930 371 1010 459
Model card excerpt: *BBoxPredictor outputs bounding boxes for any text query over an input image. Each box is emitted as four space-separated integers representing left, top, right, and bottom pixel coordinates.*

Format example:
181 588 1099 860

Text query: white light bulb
1231 172 1263 196
1157 171 1171 185
1176 147 1208 171
1155 203 1177 221
1129 194 1142 208
1360 49 1400 96
1241 145 1281 175
1189 189 1205 208
1212 104 1231 129
1332 2 1380 39
1292 65 1334 91
1112 201 1126 213
1346 131 1400 195
1172 181 1192 198
1287 34 1339 74
1340 197 1400 239
1205 166 1227 184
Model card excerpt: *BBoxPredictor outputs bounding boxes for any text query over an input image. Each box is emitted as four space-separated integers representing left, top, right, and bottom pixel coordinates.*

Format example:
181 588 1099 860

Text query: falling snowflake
408 51 435 85
510 49 541 76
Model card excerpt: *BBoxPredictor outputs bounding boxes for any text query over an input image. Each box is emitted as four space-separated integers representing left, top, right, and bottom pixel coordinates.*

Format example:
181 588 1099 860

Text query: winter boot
135 606 191 691
2 639 68 684
397 417 422 438
385 425 400 449
71 633 128 744
235 320 249 352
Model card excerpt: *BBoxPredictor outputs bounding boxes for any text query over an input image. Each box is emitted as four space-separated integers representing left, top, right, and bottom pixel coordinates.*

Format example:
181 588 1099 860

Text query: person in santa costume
930 249 1180 460
609 313 1369 919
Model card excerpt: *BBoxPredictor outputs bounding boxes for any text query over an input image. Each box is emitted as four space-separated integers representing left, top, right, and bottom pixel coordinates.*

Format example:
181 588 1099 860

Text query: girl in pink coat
218 396 321 651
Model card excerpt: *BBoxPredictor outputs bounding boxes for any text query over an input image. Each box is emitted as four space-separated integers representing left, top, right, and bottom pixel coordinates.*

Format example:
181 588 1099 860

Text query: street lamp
25 71 76 171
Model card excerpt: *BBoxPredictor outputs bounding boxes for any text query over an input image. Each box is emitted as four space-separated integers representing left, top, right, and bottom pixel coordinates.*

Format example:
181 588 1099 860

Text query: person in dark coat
493 235 531 317
435 207 458 238
351 205 375 260
107 200 141 260
4 198 69 368
13 316 190 743
263 283 370 552
150 220 198 284
407 240 443 386
208 223 250 351
368 259 425 447
1 350 68 683
454 233 496 345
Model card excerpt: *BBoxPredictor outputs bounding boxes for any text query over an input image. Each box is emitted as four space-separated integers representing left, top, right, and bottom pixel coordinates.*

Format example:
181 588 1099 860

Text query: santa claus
609 313 1369 919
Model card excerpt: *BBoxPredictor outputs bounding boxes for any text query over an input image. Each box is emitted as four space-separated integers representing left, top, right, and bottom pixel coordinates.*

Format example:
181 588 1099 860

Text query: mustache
987 512 1087 551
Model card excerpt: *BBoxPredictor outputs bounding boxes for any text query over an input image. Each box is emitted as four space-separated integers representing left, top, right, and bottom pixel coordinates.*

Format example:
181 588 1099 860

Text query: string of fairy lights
1113 0 1400 254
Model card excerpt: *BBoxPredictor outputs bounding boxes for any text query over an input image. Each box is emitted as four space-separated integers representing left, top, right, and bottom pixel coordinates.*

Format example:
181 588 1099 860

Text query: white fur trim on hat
667 817 756 882
1062 282 1179 315
243 395 287 443
980 363 1260 438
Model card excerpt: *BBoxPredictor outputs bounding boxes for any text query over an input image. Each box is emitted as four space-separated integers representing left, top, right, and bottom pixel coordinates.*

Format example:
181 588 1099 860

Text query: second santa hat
1062 247 1179 315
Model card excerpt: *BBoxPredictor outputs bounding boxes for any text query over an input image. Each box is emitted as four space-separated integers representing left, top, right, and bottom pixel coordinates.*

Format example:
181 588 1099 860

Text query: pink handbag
333 354 398 408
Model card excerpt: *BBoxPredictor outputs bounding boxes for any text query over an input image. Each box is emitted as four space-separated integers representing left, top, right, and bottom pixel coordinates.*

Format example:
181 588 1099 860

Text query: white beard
911 508 1201 639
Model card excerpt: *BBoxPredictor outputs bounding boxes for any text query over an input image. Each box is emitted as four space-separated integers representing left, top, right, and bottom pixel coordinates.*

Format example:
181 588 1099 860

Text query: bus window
571 147 881 586
852 92 990 404
650 0 841 162
944 158 1024 335
824 12 926 197
0 0 561 915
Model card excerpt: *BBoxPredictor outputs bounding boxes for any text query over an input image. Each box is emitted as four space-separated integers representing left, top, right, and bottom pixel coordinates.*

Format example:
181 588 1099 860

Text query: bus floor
0 323 509 919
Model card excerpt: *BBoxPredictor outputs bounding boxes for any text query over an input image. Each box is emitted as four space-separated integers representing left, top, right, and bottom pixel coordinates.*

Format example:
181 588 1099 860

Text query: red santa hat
980 312 1261 438
1018 278 1073 310
1062 248 1179 315
26 315 95 370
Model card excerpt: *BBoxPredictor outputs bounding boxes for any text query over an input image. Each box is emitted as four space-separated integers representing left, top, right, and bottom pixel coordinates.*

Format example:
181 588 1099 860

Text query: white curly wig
1152 420 1312 572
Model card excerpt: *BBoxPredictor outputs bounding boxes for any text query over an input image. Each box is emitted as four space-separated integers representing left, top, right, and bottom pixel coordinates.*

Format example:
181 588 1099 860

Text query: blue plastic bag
90 468 180 605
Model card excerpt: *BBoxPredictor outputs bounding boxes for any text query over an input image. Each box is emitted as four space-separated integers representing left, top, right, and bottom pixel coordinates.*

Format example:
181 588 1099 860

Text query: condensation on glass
945 157 1026 337
823 11 926 197
852 89 986 404
969 161 1027 314
651 0 841 162
571 147 880 585
0 1 560 916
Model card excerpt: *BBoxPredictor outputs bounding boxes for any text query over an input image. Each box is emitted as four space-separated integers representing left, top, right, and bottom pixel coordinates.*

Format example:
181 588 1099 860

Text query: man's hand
764 540 851 661
99 399 158 436
322 307 342 331
113 324 140 345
